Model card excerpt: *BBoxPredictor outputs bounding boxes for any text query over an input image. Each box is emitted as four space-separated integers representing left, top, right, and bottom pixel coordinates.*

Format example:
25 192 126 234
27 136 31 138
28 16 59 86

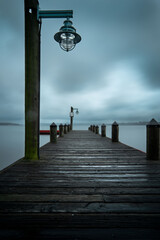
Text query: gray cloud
0 0 160 123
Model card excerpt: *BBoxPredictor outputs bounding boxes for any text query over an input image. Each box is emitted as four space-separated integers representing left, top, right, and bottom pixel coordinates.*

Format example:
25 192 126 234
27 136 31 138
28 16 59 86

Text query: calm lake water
0 124 146 171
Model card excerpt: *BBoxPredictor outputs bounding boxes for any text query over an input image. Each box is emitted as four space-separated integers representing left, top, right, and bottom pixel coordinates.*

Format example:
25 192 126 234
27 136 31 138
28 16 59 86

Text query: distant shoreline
0 123 22 126
0 122 158 126
111 122 148 126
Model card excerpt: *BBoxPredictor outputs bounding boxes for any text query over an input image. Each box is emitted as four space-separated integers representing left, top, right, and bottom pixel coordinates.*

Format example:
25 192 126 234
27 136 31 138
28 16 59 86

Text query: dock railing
89 118 160 160
50 118 160 160
50 123 72 143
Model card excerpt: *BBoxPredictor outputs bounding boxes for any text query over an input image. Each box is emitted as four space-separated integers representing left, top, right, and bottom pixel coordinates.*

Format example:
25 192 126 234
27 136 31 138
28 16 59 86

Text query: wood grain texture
0 130 160 239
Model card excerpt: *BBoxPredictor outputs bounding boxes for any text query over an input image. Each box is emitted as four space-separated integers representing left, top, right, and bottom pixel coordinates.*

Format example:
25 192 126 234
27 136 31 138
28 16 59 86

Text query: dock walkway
0 130 160 239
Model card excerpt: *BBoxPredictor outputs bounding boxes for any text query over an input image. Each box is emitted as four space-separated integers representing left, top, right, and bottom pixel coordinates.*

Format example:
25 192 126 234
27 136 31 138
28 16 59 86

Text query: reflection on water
0 124 146 171
105 125 146 153
0 125 25 171
0 124 50 171
119 125 146 153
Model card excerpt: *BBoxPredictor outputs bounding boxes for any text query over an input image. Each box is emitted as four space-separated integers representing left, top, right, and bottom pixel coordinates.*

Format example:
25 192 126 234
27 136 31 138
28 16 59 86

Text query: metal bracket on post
37 5 73 20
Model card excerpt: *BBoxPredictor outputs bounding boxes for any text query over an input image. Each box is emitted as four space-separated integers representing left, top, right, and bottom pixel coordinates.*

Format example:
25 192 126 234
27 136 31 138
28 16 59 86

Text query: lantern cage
54 19 81 52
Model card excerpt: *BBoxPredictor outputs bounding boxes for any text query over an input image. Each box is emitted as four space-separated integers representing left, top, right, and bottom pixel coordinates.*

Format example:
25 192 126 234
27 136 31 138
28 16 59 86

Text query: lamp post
70 106 79 130
25 0 81 160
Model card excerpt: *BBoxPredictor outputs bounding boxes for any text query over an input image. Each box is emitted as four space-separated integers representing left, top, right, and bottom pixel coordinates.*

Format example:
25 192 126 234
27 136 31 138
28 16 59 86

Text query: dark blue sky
0 0 160 124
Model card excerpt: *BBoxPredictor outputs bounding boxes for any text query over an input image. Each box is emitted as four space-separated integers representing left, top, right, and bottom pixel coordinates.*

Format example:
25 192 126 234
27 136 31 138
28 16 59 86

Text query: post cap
50 122 57 127
147 118 160 127
112 121 118 126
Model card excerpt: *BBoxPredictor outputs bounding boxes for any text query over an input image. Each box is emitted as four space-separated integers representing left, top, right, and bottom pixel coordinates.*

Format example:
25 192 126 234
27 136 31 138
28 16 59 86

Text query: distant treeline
0 123 21 126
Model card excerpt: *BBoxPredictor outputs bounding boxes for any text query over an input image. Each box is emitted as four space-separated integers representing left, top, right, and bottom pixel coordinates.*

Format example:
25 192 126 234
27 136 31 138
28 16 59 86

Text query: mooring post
101 124 106 137
95 125 99 134
25 0 40 159
93 125 95 133
50 122 57 143
147 119 160 160
59 124 64 137
112 121 119 142
64 124 67 134
67 124 70 132
90 125 93 131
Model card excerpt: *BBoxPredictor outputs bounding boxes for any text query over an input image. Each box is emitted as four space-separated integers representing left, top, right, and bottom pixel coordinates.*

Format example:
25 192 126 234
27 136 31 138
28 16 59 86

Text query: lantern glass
60 33 75 52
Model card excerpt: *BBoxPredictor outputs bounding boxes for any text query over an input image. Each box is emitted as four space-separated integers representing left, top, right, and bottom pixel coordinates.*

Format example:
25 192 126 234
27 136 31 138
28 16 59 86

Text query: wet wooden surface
0 130 160 239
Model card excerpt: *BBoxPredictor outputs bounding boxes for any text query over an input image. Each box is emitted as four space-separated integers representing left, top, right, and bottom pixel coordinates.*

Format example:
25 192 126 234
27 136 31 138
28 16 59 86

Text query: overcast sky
0 0 160 124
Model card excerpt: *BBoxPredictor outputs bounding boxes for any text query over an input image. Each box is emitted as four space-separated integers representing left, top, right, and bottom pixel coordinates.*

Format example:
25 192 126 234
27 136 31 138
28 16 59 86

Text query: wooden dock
0 130 160 239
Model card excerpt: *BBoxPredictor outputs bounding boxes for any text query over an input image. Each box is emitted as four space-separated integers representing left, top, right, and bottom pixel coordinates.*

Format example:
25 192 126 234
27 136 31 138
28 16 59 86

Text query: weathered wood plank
1 173 160 180
1 187 160 195
0 130 160 238
0 180 160 190
1 228 160 240
0 213 160 228
0 194 160 203
1 202 160 213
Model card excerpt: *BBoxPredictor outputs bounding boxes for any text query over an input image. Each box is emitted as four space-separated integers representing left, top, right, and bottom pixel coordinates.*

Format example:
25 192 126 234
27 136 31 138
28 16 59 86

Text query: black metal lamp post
70 106 79 130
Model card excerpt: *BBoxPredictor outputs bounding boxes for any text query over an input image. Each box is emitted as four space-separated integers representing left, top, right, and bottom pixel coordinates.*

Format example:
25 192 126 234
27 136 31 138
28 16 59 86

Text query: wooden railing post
59 124 64 137
112 121 119 142
50 122 57 143
90 125 93 131
95 125 99 134
101 124 106 137
67 124 70 132
64 124 67 134
93 125 95 133
147 118 160 160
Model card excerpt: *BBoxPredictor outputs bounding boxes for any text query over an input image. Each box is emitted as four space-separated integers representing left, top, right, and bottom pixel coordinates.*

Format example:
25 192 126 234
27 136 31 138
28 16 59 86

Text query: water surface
0 124 146 171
